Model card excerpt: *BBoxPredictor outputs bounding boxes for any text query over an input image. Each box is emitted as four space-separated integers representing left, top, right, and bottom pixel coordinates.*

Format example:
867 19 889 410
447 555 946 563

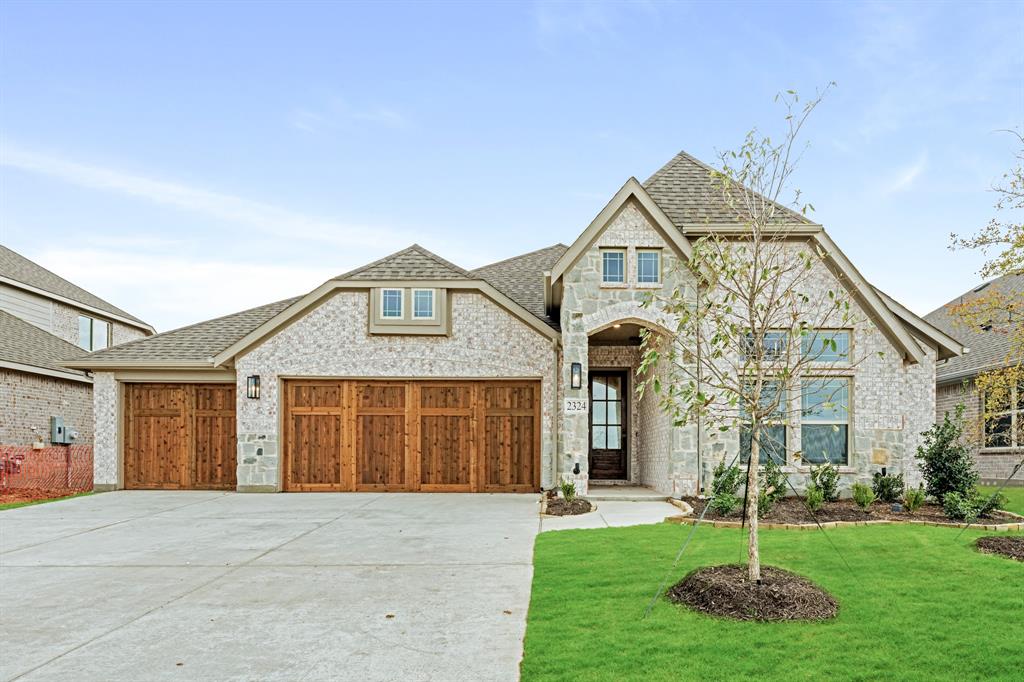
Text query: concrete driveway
0 491 541 681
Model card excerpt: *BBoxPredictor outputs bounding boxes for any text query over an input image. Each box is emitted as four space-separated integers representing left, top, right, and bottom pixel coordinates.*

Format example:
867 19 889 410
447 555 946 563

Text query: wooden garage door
283 379 540 493
124 383 237 490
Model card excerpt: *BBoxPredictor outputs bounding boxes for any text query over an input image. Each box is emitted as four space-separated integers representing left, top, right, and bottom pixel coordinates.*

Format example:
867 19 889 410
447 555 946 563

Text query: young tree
950 130 1023 445
639 86 870 582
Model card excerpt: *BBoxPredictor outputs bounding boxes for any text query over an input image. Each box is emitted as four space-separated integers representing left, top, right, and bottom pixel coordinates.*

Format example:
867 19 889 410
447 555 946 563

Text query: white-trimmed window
742 331 789 361
801 330 851 363
984 380 1024 449
381 289 403 318
601 249 625 284
801 377 850 465
78 315 110 351
740 380 787 465
412 289 435 319
636 249 661 284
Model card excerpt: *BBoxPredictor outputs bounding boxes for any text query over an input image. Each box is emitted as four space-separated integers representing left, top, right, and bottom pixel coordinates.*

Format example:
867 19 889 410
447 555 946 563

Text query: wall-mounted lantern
570 362 582 390
246 375 261 400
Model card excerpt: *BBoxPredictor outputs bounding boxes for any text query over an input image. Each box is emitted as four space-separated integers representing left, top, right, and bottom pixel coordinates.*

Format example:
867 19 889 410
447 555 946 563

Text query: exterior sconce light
570 362 582 390
246 375 261 400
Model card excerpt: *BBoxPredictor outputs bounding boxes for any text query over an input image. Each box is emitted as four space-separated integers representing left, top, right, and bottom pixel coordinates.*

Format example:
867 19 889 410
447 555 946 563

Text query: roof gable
336 244 469 281
470 243 566 329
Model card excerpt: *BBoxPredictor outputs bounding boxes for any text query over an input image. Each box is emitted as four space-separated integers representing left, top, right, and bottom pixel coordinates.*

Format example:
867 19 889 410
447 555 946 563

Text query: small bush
758 458 786 518
903 486 926 513
974 489 1007 518
871 471 905 503
711 461 743 498
559 480 577 502
710 492 740 516
805 485 825 513
852 483 876 511
810 463 840 502
944 488 1008 521
916 404 978 503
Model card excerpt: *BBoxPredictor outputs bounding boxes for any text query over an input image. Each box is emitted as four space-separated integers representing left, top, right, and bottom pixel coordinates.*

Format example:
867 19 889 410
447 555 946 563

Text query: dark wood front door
589 370 627 480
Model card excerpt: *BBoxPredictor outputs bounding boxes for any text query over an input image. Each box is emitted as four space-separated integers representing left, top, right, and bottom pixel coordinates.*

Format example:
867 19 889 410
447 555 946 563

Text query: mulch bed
975 536 1024 562
0 488 88 505
667 564 838 621
544 497 593 516
683 496 1019 525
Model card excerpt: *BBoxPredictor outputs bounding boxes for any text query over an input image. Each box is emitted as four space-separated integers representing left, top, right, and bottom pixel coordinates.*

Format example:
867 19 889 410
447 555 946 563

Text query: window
637 250 661 284
77 315 110 351
984 381 1024 448
743 331 788 361
740 381 787 465
381 289 403 318
801 330 850 363
413 289 434 319
801 378 850 465
601 250 625 283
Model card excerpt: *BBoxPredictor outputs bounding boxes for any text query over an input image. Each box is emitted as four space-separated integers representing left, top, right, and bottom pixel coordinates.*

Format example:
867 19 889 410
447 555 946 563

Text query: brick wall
936 379 1024 486
0 369 94 446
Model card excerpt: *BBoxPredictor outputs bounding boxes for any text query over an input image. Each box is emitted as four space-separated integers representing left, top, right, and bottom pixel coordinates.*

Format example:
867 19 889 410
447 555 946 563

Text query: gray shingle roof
643 150 813 227
336 244 469 280
925 272 1024 382
68 296 301 365
471 243 566 330
0 309 88 377
0 245 150 328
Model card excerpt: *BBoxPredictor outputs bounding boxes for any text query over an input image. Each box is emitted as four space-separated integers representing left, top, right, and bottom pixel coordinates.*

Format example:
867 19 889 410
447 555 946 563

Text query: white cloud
0 142 414 249
288 96 409 134
881 152 928 195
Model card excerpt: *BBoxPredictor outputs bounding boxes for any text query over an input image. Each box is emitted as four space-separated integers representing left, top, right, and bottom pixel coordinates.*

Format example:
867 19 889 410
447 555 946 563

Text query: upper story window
801 377 850 465
636 249 661 284
413 289 435 319
381 289 403 318
984 380 1024 449
601 249 625 284
742 331 789 361
802 331 851 363
78 315 110 351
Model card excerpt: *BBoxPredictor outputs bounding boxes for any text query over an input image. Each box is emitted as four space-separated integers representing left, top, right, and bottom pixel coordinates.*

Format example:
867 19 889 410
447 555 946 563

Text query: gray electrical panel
50 416 78 445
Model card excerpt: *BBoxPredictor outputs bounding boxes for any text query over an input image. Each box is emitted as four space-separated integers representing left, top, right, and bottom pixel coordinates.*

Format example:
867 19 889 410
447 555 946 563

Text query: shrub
916 404 978 503
758 458 787 518
809 463 840 502
902 486 926 513
871 471 905 503
805 485 825 513
708 461 743 516
943 488 1008 521
560 480 577 502
710 492 740 516
852 483 876 511
974 489 1007 518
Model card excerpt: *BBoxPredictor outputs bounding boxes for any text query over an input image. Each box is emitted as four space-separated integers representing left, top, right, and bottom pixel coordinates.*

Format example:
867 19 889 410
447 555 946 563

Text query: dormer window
381 289 403 318
636 249 661 284
601 249 625 284
413 289 435 319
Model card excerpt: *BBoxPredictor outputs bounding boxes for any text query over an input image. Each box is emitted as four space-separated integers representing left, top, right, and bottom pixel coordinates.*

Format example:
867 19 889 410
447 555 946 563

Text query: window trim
636 248 662 285
411 288 436 320
600 248 627 285
982 381 1023 451
77 314 110 351
380 288 404 319
799 376 852 466
800 329 852 365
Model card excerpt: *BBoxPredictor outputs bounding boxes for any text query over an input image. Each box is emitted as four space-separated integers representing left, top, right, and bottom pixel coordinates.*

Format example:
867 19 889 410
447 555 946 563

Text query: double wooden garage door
284 379 540 493
124 383 237 490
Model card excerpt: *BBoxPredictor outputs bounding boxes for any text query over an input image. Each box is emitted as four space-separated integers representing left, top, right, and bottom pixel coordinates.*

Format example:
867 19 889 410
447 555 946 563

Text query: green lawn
981 485 1024 515
522 523 1023 682
0 491 93 511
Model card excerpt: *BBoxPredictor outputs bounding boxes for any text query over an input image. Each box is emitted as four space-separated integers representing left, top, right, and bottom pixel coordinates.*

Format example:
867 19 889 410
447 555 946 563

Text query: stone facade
50 300 147 348
92 372 119 490
0 369 93 445
234 290 557 491
936 379 1024 485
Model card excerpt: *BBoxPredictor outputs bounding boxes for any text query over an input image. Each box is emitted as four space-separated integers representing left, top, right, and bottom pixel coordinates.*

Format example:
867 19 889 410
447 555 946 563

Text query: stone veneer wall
92 371 118 489
51 301 147 348
0 369 93 445
234 290 557 491
936 379 1024 485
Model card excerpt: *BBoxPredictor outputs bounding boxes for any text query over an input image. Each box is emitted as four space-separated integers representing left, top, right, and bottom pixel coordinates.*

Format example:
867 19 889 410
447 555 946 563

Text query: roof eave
0 274 156 335
0 359 92 383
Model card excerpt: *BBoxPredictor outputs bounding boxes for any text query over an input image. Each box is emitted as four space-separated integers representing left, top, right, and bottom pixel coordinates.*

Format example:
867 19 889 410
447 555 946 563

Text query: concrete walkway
540 500 680 532
0 491 540 682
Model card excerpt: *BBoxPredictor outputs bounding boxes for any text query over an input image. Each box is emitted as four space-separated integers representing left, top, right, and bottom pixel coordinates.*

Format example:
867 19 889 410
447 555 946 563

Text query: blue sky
1 1 1021 332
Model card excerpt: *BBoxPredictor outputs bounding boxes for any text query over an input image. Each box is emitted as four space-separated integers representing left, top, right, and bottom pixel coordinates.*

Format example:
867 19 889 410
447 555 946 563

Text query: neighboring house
1 245 154 448
67 151 963 497
925 273 1024 485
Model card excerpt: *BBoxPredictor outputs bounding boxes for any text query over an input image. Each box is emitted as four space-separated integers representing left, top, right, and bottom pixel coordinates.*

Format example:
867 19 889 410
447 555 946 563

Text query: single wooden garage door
124 383 237 490
283 379 540 493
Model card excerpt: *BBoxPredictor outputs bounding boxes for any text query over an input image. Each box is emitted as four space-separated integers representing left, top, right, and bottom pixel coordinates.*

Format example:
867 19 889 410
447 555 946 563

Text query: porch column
561 317 590 495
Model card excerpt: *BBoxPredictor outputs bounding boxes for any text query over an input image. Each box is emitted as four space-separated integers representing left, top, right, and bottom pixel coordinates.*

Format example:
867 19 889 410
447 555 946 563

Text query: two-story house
67 151 963 497
1 245 153 451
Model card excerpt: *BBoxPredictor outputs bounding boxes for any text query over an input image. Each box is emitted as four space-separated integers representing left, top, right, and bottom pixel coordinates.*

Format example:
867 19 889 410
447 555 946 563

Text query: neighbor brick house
925 273 1024 485
1 245 153 484
67 151 963 497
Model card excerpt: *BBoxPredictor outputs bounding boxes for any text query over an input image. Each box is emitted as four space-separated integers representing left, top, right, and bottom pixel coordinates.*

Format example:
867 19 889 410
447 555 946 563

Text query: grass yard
981 485 1024 515
522 523 1023 682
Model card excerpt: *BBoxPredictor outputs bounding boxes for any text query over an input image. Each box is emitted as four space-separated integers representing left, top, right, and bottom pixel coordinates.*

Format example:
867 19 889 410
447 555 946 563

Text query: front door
589 370 627 480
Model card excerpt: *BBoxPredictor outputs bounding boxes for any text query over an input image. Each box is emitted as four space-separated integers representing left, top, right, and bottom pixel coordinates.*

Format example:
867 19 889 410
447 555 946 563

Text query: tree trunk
747 421 761 583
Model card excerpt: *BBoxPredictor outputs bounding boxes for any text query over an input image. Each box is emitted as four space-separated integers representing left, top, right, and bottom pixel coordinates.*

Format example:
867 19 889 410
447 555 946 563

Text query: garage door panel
195 414 236 489
357 384 406 410
288 413 343 490
357 414 406 489
420 415 472 489
482 415 535 490
289 382 342 409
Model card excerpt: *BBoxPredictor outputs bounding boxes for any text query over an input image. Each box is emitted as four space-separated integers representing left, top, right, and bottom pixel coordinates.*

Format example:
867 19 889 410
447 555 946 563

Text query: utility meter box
50 416 78 445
